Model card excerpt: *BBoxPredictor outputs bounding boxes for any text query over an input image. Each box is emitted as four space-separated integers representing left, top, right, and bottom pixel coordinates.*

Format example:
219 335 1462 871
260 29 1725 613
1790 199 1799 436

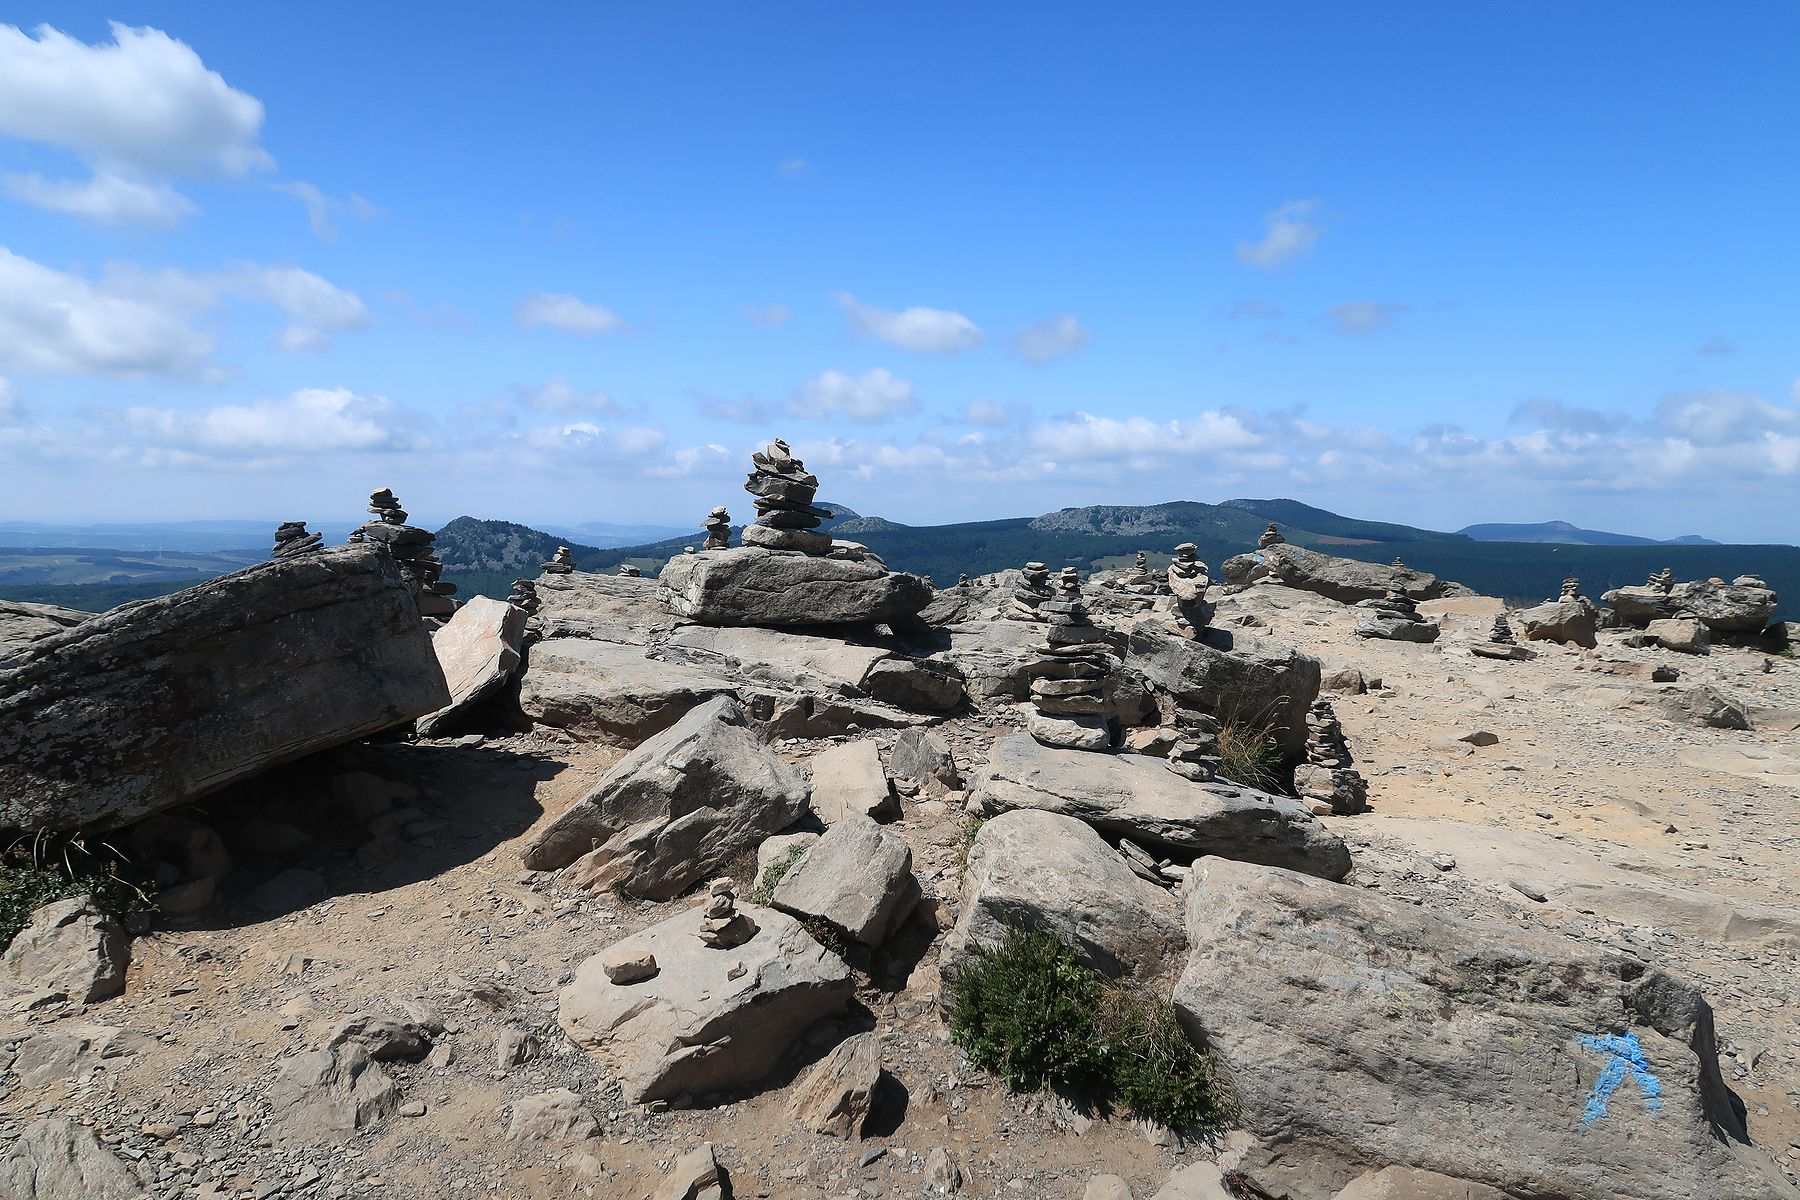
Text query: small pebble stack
1258 521 1286 550
542 546 576 575
1005 561 1053 621
702 506 732 550
696 879 755 949
1164 707 1222 782
617 564 642 577
271 521 322 560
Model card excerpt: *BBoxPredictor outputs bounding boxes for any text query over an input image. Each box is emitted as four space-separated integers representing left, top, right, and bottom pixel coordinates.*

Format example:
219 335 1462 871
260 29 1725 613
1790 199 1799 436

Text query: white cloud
1012 314 1091 364
269 181 380 241
1029 411 1263 461
516 291 626 336
1326 300 1407 335
1653 388 1800 446
1236 200 1323 270
1 170 197 227
511 375 620 417
777 157 810 176
743 303 792 327
0 376 20 423
125 387 413 458
834 292 983 354
220 264 375 353
1510 397 1628 435
791 368 920 423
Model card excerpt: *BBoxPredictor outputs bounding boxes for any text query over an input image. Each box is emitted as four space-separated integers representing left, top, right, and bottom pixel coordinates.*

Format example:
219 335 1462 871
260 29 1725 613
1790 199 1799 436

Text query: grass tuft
1 831 150 950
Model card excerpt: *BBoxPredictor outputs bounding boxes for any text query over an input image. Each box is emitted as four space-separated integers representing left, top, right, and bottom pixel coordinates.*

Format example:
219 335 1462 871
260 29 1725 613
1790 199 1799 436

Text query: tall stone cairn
1649 567 1676 594
1026 567 1115 752
1005 561 1054 622
1258 521 1286 550
508 578 540 615
1294 698 1369 815
741 438 834 555
271 521 322 560
349 487 456 620
1165 543 1213 634
703 505 732 550
542 546 575 575
1489 614 1517 645
1353 572 1435 641
1164 706 1222 782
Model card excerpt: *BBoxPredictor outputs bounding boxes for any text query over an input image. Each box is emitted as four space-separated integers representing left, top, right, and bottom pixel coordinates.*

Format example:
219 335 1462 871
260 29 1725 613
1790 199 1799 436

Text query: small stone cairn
508 578 540 615
1005 561 1054 622
703 506 732 550
1027 567 1116 751
349 488 455 620
271 521 322 560
696 879 756 949
617 564 642 577
1164 706 1222 782
958 573 972 587
542 546 576 575
1472 612 1532 660
1104 550 1164 613
742 438 834 555
1353 572 1438 642
1560 577 1582 601
1649 567 1676 594
1294 698 1369 815
1258 522 1286 550
1165 543 1214 634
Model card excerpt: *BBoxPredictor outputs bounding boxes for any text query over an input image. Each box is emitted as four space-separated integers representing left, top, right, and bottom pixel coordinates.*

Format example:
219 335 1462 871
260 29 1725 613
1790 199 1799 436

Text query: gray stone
266 1043 399 1145
890 727 960 794
809 740 897 823
970 734 1352 881
1330 1166 1511 1199
0 545 449 831
1149 1163 1235 1200
0 1117 141 1200
741 524 834 554
771 815 920 948
518 638 737 745
861 656 966 711
1085 1176 1135 1200
941 809 1185 987
786 1032 884 1138
0 600 86 657
1353 615 1440 643
506 1088 597 1142
1604 579 1779 633
0 896 128 1005
521 696 809 897
754 832 820 892
1173 857 1796 1200
658 546 932 627
323 1013 429 1061
1514 598 1598 648
8 1024 148 1089
1646 617 1709 655
1221 544 1451 604
1126 621 1320 759
927 1147 963 1193
558 904 853 1103
653 1142 728 1200
416 595 527 735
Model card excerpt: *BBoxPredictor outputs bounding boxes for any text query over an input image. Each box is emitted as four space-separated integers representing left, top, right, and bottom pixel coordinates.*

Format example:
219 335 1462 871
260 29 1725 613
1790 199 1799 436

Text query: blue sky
0 5 1796 540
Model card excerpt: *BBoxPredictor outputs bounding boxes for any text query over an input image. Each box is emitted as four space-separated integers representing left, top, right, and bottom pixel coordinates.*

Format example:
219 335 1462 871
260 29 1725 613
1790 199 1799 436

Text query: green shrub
1 832 148 950
948 927 1234 1130
1215 715 1284 792
748 844 807 906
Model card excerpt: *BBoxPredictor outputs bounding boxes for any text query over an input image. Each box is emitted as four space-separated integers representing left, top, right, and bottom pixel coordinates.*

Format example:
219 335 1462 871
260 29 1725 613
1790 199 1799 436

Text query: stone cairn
1559 577 1581 601
1026 567 1116 751
1165 543 1213 635
1258 522 1286 550
271 521 322 560
1164 707 1222 783
508 578 540 616
1294 699 1369 815
958 573 972 588
703 505 732 550
1391 555 1406 570
1106 550 1163 613
1005 561 1054 622
696 878 756 948
742 438 834 555
1649 567 1676 594
348 488 455 620
617 564 642 577
542 546 575 575
1473 612 1531 660
1353 572 1437 642
1490 615 1516 644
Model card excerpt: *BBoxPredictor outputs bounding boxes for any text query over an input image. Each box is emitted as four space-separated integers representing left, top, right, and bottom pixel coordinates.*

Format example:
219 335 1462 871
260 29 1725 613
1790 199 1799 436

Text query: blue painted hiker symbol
1578 1032 1665 1126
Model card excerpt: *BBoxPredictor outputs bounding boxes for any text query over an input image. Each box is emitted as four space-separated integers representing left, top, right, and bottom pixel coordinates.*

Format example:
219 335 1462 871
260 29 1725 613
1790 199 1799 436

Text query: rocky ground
4 569 1799 1199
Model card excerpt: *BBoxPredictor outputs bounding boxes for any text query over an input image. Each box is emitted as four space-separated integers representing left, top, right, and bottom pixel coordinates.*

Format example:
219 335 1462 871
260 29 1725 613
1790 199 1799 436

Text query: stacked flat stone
1258 522 1286 550
1649 567 1676 594
1472 612 1533 660
1294 699 1369 815
1353 573 1438 642
1027 567 1115 751
1560 577 1581 601
703 506 732 550
271 521 322 560
958 573 972 587
1165 543 1214 634
508 579 540 615
350 488 455 620
617 564 642 577
1005 561 1054 622
696 878 755 948
1489 615 1516 644
741 438 835 555
1164 707 1222 782
1391 555 1406 570
543 546 575 575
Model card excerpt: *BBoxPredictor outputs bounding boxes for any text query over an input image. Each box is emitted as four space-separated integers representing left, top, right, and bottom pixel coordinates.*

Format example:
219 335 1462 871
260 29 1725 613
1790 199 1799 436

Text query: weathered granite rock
1515 597 1598 648
0 545 449 832
266 1043 399 1145
654 1142 728 1200
969 734 1351 880
0 1117 141 1200
809 740 898 823
8 1024 148 1089
558 904 854 1102
941 809 1185 986
658 546 932 627
530 570 666 642
416 595 528 736
1125 621 1321 759
1221 544 1449 604
521 696 809 897
786 1032 885 1138
1604 578 1779 633
0 600 86 657
660 624 964 713
0 895 129 1004
518 638 738 744
506 1089 597 1142
1330 1167 1510 1200
770 814 920 947
1645 617 1709 655
1173 857 1795 1200
889 727 959 794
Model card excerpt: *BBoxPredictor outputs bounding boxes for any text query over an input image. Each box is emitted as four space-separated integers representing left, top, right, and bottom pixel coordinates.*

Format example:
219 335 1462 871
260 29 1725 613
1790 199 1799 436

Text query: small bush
1215 716 1284 792
1 832 148 950
948 927 1234 1130
748 844 807 906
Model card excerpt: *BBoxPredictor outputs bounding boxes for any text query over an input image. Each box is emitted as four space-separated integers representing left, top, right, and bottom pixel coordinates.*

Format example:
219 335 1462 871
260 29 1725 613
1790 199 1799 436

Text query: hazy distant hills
1458 520 1719 547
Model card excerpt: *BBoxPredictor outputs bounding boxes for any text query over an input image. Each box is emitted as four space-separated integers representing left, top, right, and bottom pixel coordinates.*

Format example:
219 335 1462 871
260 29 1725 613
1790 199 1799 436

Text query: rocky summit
2 501 1799 1200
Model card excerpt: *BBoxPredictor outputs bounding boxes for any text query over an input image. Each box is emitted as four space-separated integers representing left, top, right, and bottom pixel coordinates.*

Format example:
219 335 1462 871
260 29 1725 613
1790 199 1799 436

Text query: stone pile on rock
1649 566 1675 593
1258 522 1285 550
616 564 641 577
1472 613 1534 660
1005 561 1054 621
1353 573 1439 642
272 520 322 560
1293 698 1368 814
542 546 576 575
1165 543 1213 634
1602 573 1779 636
1163 707 1222 782
1102 550 1164 613
349 488 456 620
702 505 732 550
742 438 834 555
1027 568 1116 751
1517 578 1600 647
507 579 539 616
696 878 756 948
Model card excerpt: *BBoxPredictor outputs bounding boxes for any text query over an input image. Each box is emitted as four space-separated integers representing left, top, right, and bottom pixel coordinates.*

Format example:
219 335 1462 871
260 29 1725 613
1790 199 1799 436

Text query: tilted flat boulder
0 545 449 832
770 814 920 947
520 696 809 897
1515 598 1598 648
808 739 897 823
518 638 738 744
0 600 87 657
658 546 933 627
0 895 129 1005
941 809 1185 987
558 903 854 1102
416 595 527 736
969 734 1351 881
1174 857 1796 1200
1221 544 1448 604
1604 579 1778 634
1125 621 1321 759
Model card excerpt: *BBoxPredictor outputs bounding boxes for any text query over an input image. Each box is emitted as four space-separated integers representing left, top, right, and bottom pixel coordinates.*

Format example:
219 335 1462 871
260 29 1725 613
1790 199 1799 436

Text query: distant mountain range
1458 520 1718 547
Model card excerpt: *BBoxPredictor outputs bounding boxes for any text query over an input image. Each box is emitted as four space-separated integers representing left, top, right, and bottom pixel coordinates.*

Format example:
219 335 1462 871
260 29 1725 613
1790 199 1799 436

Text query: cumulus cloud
791 368 920 422
1029 411 1263 461
1012 314 1091 365
0 376 20 423
515 291 626 336
961 399 1020 427
125 387 413 458
1236 200 1323 270
1653 388 1800 446
270 181 380 241
511 375 620 417
220 264 376 352
742 303 793 327
834 292 983 354
0 170 197 226
1326 300 1407 335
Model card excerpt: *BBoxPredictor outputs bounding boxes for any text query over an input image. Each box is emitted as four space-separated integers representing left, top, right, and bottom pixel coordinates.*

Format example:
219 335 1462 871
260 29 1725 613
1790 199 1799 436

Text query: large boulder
416 595 527 736
941 809 1185 987
1514 598 1599 648
0 895 129 1005
521 696 808 896
1604 579 1779 634
809 740 897 823
658 546 933 627
532 570 669 642
1221 544 1448 604
1125 621 1320 759
968 734 1351 881
558 903 855 1102
1173 857 1795 1200
660 624 963 713
0 600 86 657
518 638 738 744
0 1118 141 1200
0 545 449 832
769 814 920 948
786 1032 885 1139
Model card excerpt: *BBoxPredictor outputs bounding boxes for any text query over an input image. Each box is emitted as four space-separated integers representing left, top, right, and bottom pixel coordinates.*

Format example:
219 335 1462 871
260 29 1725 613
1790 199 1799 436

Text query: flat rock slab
1221 544 1448 604
1604 580 1779 633
0 1117 141 1200
658 546 933 627
770 814 920 947
809 740 897 823
0 544 449 832
0 600 87 657
1174 857 1796 1200
416 595 527 736
558 903 854 1103
518 638 738 744
532 570 668 643
0 895 129 1005
969 734 1352 881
